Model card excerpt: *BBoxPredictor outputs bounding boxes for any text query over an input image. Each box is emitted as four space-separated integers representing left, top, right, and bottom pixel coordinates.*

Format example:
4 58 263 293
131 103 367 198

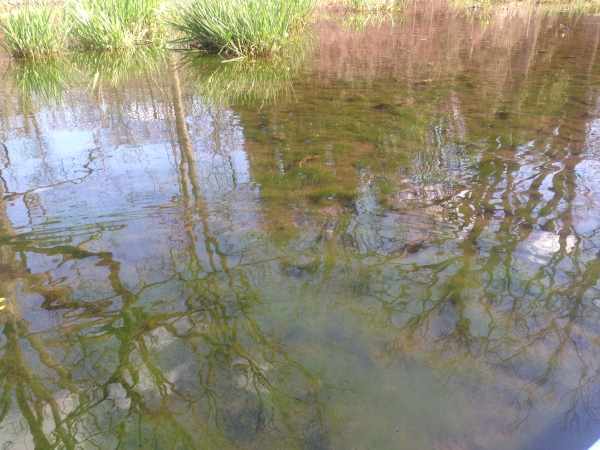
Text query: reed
0 4 67 58
67 0 163 51
164 0 315 56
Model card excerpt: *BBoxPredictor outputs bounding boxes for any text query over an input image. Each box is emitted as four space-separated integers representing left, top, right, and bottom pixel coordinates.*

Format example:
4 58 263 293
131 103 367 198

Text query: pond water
1 3 600 449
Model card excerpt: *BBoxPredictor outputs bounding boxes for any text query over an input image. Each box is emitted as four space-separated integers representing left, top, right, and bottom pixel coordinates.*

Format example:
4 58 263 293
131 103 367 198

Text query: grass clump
165 0 315 56
0 4 67 58
67 0 162 51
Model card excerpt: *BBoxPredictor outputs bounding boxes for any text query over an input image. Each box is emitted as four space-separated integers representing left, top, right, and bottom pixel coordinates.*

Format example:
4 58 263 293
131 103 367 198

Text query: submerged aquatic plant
164 0 315 56
73 46 165 87
67 0 163 50
341 9 404 32
450 0 600 14
342 0 404 12
184 39 311 105
0 4 67 58
189 58 296 105
5 55 75 106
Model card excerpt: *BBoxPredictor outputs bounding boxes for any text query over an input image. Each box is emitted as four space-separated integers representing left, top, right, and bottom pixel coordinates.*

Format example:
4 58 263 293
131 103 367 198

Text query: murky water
1 3 600 449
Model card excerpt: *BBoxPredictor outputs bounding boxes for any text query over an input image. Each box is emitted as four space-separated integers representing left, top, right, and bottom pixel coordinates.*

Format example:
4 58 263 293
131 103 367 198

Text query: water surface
1 4 600 449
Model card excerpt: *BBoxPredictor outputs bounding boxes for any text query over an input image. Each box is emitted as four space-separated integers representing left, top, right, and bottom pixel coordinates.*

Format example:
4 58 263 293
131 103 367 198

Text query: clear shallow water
1 4 600 449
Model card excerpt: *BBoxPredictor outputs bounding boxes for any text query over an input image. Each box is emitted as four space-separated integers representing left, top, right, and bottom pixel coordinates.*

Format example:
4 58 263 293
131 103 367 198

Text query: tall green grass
164 0 315 56
0 4 67 58
67 0 162 50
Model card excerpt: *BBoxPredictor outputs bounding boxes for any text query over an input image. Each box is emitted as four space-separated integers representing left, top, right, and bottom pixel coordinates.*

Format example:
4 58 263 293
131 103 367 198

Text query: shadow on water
2 2 600 449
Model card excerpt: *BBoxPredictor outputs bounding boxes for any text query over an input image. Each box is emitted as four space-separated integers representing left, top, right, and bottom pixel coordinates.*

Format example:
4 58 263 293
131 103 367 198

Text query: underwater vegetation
4 55 72 104
1 46 167 108
184 39 312 105
450 0 600 13
188 58 300 105
340 8 404 32
72 45 166 86
341 0 405 12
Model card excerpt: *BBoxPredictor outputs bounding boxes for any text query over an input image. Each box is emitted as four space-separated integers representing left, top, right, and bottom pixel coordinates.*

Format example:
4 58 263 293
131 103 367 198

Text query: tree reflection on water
1 4 600 449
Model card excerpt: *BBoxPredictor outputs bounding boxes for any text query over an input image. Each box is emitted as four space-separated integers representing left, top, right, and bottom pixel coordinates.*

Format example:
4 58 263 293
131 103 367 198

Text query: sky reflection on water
1 3 600 449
